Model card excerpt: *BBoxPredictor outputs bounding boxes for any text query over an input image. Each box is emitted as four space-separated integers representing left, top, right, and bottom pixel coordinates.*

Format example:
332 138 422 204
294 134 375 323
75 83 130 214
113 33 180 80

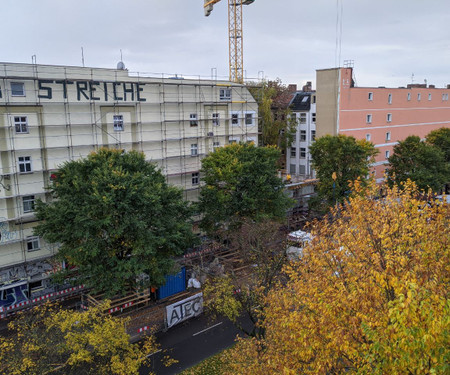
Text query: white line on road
146 349 162 358
192 321 223 336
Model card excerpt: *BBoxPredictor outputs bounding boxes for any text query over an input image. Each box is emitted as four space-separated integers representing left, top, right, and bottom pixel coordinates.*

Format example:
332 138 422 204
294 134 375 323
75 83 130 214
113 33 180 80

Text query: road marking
146 349 162 358
192 322 223 336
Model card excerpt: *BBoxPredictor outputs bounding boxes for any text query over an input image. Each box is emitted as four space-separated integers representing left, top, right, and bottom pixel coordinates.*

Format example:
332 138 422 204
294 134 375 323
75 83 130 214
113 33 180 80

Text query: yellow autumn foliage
225 181 450 374
0 302 157 375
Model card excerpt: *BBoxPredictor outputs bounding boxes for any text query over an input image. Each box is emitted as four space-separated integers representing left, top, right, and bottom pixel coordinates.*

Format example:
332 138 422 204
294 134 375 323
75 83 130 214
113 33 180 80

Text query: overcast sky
2 0 449 89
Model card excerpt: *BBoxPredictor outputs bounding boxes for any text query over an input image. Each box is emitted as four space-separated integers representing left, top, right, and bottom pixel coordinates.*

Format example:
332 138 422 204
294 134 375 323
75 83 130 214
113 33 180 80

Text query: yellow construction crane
204 0 255 84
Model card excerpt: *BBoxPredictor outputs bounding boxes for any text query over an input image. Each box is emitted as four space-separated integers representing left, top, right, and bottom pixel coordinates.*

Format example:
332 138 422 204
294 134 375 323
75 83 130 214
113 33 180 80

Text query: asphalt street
140 313 243 375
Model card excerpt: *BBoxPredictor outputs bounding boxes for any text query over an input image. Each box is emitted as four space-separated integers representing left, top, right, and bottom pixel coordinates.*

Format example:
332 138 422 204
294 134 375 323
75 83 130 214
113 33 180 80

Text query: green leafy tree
426 127 450 162
0 302 157 375
198 142 292 235
387 135 449 192
34 148 195 296
247 79 297 148
309 134 378 208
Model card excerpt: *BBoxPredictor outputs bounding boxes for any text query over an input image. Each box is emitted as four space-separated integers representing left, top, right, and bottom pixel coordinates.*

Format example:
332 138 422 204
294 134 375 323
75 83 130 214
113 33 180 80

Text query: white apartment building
0 62 258 309
286 90 316 178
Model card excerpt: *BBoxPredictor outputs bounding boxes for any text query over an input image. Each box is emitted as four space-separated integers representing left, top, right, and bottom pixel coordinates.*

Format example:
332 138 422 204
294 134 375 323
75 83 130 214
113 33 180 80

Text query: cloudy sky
2 0 449 89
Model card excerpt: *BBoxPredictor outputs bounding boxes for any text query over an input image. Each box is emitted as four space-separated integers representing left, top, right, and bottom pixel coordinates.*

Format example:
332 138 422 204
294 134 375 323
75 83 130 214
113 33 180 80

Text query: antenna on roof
31 55 37 65
343 60 354 68
81 47 85 67
411 73 414 83
117 49 126 70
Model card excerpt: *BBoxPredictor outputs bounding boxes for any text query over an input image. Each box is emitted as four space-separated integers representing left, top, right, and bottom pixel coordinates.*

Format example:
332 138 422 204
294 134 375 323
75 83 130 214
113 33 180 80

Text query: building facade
286 86 316 179
0 62 258 309
316 67 450 181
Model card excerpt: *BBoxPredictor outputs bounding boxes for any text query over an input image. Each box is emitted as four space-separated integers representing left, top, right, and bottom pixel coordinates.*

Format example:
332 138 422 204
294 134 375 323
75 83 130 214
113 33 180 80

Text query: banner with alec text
166 293 203 329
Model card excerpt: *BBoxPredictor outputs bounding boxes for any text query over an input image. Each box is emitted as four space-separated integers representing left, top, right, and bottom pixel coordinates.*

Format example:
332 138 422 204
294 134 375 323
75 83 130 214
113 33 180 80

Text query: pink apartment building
316 67 450 181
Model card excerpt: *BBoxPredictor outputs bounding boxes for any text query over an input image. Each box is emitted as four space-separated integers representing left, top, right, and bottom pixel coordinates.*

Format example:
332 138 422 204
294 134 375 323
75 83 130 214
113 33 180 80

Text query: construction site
0 61 258 314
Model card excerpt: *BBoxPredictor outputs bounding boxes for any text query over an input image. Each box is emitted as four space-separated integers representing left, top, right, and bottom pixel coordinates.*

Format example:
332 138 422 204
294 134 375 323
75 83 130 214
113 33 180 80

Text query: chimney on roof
288 84 297 93
302 81 312 92
429 84 435 89
407 83 427 89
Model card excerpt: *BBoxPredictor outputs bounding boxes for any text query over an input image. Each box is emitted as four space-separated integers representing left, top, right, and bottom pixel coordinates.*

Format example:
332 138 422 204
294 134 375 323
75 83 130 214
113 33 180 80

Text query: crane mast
204 0 254 84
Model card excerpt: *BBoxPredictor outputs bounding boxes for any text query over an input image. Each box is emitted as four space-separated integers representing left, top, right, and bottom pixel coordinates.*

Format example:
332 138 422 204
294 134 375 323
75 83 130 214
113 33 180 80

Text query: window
428 93 432 101
386 132 391 141
299 165 306 175
113 115 124 131
300 130 306 141
212 113 220 126
27 236 40 252
366 114 372 124
417 93 421 101
14 116 28 133
191 172 199 185
385 150 390 159
190 144 198 156
23 195 35 213
219 88 231 101
231 113 239 126
229 139 237 144
407 92 411 101
443 93 449 101
388 93 392 104
312 113 316 122
311 130 316 141
387 113 392 122
190 113 198 127
11 82 25 96
366 133 371 141
368 92 373 101
290 147 296 157
213 141 220 150
299 113 307 124
289 164 296 175
245 113 253 126
300 148 306 158
18 156 32 173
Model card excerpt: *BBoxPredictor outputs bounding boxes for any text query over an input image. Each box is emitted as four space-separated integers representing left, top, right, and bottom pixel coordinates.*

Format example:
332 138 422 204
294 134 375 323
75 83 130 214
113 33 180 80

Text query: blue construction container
157 267 186 300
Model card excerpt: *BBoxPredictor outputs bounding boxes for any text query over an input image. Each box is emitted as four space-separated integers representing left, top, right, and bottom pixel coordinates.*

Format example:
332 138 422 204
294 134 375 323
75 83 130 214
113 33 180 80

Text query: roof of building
272 91 296 109
290 91 313 111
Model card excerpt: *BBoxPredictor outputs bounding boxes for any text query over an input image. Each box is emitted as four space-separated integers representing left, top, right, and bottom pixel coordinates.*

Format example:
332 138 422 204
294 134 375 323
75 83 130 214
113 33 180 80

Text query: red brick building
316 67 450 181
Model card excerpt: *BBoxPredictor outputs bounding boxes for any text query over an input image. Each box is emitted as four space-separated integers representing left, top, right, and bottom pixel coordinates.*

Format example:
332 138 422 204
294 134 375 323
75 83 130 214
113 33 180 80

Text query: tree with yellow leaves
0 302 157 375
224 181 450 374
